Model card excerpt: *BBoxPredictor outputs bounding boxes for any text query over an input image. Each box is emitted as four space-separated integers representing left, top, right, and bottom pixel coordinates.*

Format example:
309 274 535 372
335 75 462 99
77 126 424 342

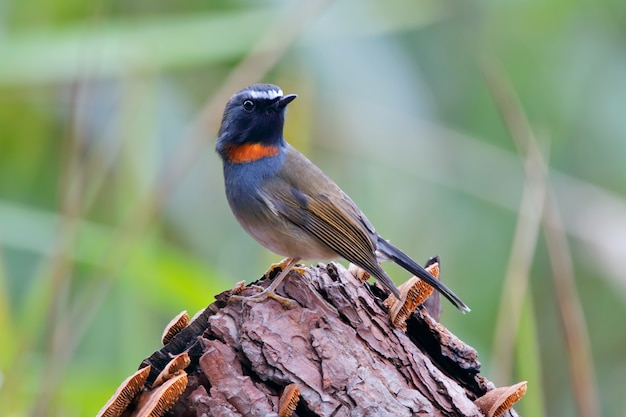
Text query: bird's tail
376 238 470 313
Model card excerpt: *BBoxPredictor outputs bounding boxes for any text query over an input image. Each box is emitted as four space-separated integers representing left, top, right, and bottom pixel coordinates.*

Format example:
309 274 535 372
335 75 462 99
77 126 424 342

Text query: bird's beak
276 94 297 108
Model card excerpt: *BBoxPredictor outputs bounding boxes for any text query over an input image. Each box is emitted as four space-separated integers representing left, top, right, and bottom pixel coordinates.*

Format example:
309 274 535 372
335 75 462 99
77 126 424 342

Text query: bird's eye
242 100 255 111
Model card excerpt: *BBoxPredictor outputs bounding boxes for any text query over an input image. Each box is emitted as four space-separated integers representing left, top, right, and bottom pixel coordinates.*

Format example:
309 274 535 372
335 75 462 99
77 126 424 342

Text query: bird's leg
248 257 306 292
263 257 308 280
229 257 303 307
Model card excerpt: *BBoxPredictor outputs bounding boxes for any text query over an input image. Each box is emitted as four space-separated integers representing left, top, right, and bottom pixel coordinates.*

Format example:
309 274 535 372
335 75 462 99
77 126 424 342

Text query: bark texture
140 262 519 417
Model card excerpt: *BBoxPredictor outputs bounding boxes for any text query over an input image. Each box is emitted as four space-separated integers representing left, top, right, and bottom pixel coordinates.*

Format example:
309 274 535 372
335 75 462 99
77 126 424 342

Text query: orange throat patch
225 143 280 163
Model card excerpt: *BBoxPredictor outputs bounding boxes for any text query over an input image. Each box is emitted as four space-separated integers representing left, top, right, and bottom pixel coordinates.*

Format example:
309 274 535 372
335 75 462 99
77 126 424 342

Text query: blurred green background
1 0 625 416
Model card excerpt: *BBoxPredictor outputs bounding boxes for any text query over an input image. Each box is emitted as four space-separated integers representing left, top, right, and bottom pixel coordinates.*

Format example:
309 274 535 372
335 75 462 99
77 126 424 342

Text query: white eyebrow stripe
247 89 283 100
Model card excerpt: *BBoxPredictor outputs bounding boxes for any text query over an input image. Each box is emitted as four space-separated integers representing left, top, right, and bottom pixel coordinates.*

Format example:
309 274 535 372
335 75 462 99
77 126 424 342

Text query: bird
215 83 470 313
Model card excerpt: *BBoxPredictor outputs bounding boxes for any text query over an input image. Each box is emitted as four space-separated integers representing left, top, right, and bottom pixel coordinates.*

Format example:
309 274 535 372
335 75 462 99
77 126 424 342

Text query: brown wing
261 145 382 278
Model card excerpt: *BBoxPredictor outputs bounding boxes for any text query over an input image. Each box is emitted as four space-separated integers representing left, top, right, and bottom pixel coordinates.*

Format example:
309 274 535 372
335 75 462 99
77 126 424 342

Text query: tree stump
130 262 521 417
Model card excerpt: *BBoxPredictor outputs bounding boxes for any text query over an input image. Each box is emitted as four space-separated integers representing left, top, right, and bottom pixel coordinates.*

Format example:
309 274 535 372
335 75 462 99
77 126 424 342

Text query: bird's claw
229 286 297 308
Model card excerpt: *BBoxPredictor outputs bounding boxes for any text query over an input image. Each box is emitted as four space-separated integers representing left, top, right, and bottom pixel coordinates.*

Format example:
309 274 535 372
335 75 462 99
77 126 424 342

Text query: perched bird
216 84 470 313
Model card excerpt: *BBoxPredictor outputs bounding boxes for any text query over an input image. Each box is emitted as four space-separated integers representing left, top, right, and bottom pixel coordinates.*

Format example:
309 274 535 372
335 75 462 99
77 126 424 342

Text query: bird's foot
229 286 296 308
228 258 306 308
263 258 307 279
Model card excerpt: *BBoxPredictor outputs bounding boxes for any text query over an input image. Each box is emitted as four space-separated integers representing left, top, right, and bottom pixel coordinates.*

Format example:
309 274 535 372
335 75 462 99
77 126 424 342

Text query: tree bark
139 262 520 417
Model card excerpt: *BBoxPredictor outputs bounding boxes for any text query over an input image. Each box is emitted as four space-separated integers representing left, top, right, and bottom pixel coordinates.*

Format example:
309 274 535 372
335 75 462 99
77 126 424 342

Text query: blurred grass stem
484 60 600 417
489 109 548 386
27 14 111 417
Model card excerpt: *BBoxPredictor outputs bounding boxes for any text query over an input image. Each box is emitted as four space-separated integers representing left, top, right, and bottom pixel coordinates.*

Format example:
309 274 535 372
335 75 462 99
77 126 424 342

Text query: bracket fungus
161 311 190 345
384 260 440 330
152 352 191 388
97 348 191 417
474 381 527 417
347 263 371 283
278 383 300 417
96 366 151 417
133 372 188 417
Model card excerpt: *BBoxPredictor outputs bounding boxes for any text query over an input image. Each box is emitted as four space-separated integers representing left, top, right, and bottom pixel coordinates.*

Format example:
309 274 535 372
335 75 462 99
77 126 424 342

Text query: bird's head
216 84 297 154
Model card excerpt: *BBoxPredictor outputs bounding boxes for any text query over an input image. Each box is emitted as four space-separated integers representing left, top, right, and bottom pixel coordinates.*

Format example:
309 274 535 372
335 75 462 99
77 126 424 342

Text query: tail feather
376 238 470 313
367 263 401 299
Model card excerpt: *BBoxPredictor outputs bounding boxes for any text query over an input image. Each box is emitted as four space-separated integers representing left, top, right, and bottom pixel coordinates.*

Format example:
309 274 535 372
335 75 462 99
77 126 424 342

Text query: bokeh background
1 0 625 416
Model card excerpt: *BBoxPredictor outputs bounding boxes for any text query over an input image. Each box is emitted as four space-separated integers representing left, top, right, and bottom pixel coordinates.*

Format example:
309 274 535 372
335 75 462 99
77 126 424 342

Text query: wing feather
257 145 401 297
